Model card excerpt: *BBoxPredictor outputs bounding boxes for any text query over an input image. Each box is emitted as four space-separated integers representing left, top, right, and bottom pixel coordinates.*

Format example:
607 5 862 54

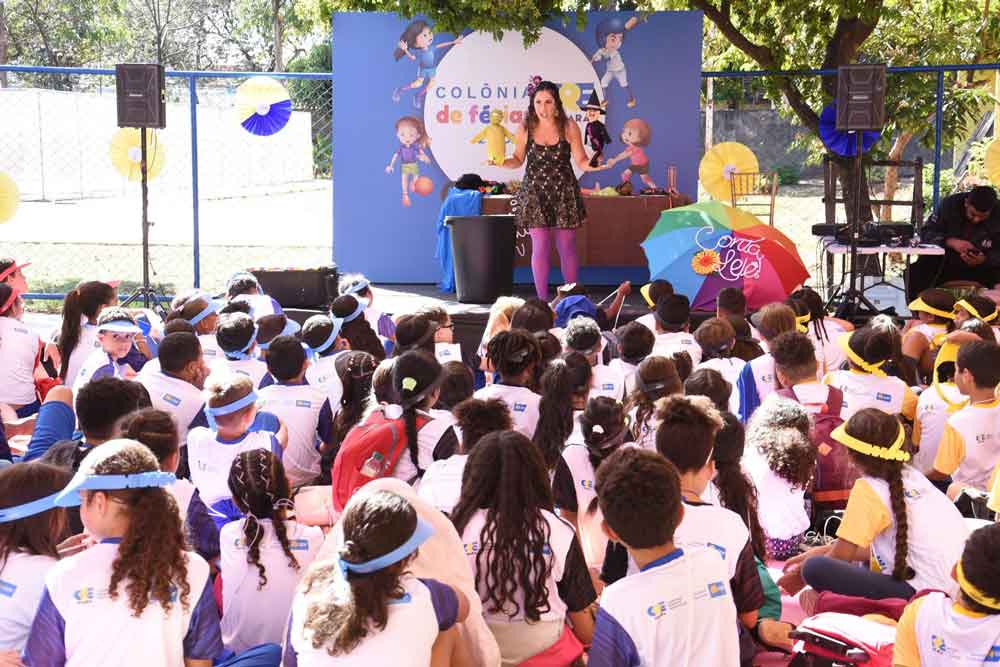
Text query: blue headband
188 300 220 326
339 300 366 324
54 471 176 507
306 318 343 361
338 518 433 579
224 325 259 361
257 318 301 351
206 390 258 431
342 278 371 296
0 492 62 523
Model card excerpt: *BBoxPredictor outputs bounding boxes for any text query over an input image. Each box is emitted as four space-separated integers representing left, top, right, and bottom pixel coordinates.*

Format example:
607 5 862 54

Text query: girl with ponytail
221 449 323 653
331 295 386 361
625 355 681 450
287 490 470 664
781 409 968 605
533 352 592 471
58 280 116 383
389 351 458 483
823 327 918 421
473 328 543 438
790 287 848 376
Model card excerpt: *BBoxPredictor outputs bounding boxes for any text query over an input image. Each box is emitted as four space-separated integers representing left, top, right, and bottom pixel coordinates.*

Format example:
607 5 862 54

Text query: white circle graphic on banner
425 28 602 182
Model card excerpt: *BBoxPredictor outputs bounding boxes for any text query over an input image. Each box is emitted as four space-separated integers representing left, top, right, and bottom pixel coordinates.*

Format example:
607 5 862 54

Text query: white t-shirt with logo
187 428 280 508
823 369 917 422
219 519 323 654
0 316 40 405
304 352 347 411
473 383 541 438
63 323 99 386
608 359 638 397
257 383 330 487
652 332 702 366
743 447 810 541
591 363 626 401
0 552 58 651
696 357 746 415
913 382 965 475
137 370 205 446
210 358 269 389
390 410 456 484
198 334 223 363
417 454 468 515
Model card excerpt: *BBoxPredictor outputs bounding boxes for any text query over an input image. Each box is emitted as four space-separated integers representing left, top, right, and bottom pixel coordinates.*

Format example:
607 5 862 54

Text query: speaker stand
834 132 880 321
121 127 168 318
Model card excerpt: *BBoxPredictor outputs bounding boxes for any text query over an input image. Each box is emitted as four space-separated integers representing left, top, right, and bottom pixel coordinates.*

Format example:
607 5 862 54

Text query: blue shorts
15 399 40 418
23 401 77 462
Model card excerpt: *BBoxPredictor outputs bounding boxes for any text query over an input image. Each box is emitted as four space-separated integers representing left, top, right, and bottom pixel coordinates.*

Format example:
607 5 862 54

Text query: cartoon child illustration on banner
592 16 641 108
392 19 464 108
470 109 516 166
607 118 656 190
385 116 433 207
583 91 612 166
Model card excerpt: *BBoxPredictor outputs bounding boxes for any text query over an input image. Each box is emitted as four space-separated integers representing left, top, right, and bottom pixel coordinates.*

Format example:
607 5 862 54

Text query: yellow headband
908 297 955 320
957 560 1000 611
955 299 998 323
837 332 887 377
933 340 960 384
831 422 910 462
640 283 655 309
795 313 810 333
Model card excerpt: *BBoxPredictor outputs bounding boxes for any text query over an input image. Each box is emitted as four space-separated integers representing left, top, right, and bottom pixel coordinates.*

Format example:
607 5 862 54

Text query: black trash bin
446 215 515 304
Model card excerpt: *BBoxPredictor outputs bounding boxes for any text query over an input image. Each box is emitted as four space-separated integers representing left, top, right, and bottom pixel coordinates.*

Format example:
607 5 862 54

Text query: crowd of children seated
1 256 1000 667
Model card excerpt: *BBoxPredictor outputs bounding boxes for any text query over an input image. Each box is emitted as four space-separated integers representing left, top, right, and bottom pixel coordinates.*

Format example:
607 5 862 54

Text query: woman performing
498 80 605 300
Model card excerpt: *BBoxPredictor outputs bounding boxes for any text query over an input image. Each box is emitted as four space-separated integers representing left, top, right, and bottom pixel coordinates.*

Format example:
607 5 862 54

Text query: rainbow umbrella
236 76 292 136
109 129 166 181
641 202 809 310
0 172 19 223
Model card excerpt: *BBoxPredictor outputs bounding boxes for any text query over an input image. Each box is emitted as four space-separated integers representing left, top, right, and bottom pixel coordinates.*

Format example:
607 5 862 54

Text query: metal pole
141 127 151 308
932 69 945 210
329 28 335 264
189 76 201 288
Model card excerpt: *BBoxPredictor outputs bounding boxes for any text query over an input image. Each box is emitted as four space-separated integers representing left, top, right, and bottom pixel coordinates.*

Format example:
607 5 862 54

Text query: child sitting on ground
650 294 702 365
72 307 143 394
390 351 459 483
136 332 210 447
339 272 397 341
331 294 387 361
565 317 625 401
0 284 43 417
534 352 593 470
589 447 741 666
168 293 223 362
694 316 746 415
903 288 956 377
211 312 268 388
632 279 673 334
473 329 543 438
626 356 682 450
823 326 918 422
257 335 334 488
429 360 474 428
609 321 654 396
57 281 117 385
738 302 798 422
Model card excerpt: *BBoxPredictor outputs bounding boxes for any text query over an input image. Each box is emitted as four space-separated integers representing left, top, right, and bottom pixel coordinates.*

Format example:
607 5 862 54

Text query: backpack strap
824 385 844 416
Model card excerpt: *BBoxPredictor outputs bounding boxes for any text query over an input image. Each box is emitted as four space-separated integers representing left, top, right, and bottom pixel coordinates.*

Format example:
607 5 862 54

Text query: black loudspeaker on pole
115 64 167 314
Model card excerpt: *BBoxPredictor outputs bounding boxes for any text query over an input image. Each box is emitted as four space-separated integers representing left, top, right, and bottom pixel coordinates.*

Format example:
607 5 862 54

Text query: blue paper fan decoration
236 76 292 136
819 103 881 156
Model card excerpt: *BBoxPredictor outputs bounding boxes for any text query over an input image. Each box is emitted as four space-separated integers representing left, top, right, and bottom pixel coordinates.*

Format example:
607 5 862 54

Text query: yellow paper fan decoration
984 139 1000 187
235 76 292 136
0 172 19 224
109 128 166 181
699 142 759 202
692 249 721 275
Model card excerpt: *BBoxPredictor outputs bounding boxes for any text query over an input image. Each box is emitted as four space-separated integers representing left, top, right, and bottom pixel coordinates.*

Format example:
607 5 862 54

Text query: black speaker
116 64 166 129
249 265 339 309
835 64 886 131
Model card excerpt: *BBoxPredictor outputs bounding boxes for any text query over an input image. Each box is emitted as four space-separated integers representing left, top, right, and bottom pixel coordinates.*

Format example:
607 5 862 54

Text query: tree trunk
273 0 284 71
705 76 714 153
879 132 913 221
0 1 8 88
836 155 875 225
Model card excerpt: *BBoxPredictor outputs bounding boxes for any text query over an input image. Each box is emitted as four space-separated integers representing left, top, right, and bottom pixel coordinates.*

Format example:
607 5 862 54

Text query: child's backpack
788 612 896 667
331 408 430 511
775 386 857 509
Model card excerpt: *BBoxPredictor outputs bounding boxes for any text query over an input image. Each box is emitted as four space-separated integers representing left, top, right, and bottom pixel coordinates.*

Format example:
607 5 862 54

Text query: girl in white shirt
534 352 593 474
823 327 918 422
57 281 116 385
221 449 323 654
694 317 747 415
330 295 387 361
167 293 223 363
0 462 71 653
390 351 459 483
284 490 469 666
791 287 849 377
952 294 1000 342
473 329 544 438
318 351 376 482
902 288 955 377
452 430 597 664
625 355 682 450
610 321 654 397
211 312 268 388
0 284 42 416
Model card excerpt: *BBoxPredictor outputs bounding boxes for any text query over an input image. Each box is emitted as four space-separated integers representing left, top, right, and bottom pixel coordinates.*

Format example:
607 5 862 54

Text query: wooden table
481 194 681 267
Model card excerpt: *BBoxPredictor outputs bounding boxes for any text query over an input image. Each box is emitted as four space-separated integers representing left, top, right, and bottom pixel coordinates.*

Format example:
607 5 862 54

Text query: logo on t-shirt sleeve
580 479 594 490
463 542 480 555
601 383 615 391
295 400 312 408
0 580 16 597
513 403 527 413
707 581 727 598
875 392 892 403
162 393 182 407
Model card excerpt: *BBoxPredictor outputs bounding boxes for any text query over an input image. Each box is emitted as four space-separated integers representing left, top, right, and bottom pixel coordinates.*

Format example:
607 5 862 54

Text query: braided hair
533 352 592 470
227 449 300 589
486 328 542 386
392 351 442 477
790 287 831 343
842 409 915 582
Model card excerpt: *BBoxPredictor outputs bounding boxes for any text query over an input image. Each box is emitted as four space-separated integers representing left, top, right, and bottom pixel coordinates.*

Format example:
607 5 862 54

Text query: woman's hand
57 533 96 559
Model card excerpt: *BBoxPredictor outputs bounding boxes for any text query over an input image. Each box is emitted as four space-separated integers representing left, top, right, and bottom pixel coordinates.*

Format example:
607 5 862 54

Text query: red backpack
330 408 430 511
776 386 857 509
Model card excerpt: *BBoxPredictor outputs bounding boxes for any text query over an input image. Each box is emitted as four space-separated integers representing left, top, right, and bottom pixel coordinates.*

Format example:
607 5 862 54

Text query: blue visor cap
338 517 433 577
189 299 223 326
97 319 142 334
54 471 176 507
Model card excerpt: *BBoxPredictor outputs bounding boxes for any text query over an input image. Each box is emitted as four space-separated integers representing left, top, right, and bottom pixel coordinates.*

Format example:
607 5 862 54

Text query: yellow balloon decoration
984 139 1000 187
0 172 19 224
109 128 166 181
699 142 760 202
560 82 582 114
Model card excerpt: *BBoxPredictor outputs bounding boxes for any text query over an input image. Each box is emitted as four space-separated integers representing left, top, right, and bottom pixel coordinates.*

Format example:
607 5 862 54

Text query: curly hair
625 356 681 442
769 331 817 384
301 490 418 655
843 409 915 582
596 447 682 549
746 396 816 490
331 295 386 361
580 396 630 471
82 440 191 617
655 395 723 473
486 328 542 384
453 398 512 453
451 431 555 622
228 449 299 590
684 368 732 413
534 352 592 470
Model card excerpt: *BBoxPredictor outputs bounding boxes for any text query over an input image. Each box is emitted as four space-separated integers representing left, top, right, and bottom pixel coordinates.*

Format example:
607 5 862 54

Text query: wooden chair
730 171 779 226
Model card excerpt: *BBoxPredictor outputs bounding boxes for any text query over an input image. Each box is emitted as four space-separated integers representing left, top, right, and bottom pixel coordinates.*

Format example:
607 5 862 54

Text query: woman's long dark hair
580 397 630 471
325 352 376 461
228 449 299 589
393 351 441 477
533 352 592 470
301 490 418 654
844 409 915 582
58 281 115 379
711 414 767 561
331 295 385 361
452 431 555 622
524 80 570 139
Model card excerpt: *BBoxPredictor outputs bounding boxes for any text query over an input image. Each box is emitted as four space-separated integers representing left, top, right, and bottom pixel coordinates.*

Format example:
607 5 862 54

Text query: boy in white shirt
136 332 210 447
933 340 1000 497
633 279 673 334
738 303 798 422
211 312 269 388
650 294 702 366
610 322 653 398
257 335 334 488
565 317 625 401
590 446 741 666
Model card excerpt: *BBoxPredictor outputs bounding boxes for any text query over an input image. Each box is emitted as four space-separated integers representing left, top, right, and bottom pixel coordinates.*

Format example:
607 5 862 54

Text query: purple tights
528 228 579 299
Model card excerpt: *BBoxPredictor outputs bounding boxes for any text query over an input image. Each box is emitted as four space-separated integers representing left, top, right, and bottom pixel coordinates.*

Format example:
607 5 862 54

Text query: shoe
402 193 411 207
